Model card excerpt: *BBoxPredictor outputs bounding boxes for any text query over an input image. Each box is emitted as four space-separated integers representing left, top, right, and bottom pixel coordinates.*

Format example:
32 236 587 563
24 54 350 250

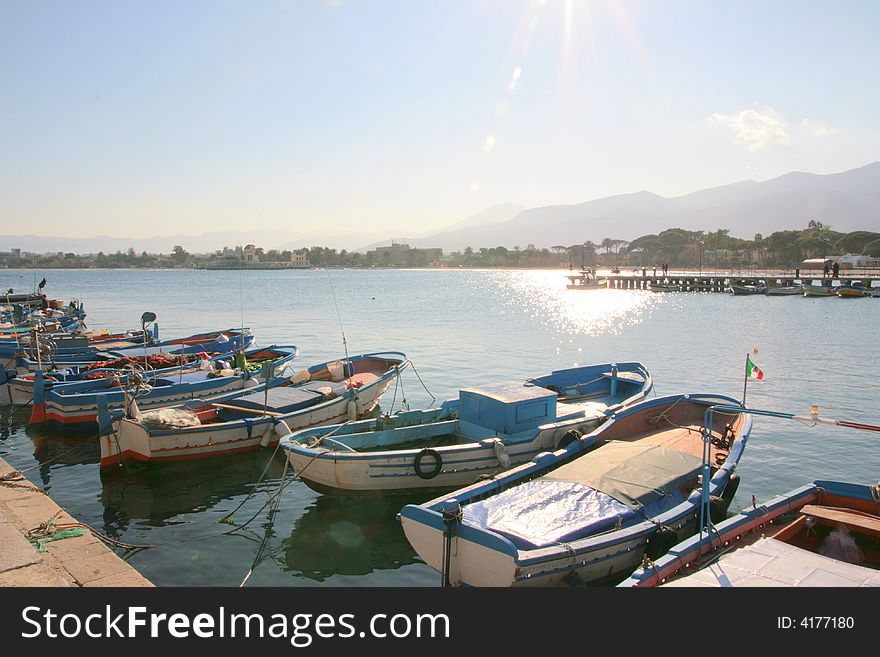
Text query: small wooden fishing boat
11 328 253 373
97 352 406 467
836 282 872 298
25 345 299 431
728 284 767 295
565 269 607 290
399 393 750 586
281 362 652 494
621 479 880 587
802 284 836 297
764 284 803 296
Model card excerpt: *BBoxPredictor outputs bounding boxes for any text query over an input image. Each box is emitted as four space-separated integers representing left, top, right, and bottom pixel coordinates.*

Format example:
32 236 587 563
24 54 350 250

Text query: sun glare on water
486 270 663 338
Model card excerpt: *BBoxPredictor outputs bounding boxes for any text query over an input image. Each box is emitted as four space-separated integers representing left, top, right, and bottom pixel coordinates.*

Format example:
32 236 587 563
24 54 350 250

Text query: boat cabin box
459 382 557 435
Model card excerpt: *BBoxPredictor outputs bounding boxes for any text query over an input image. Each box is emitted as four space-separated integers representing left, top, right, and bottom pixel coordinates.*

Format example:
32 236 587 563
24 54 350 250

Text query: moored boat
565 269 607 290
281 362 652 494
399 393 751 586
20 345 299 431
97 351 406 468
11 327 253 373
764 284 803 296
649 282 680 292
836 282 872 298
802 284 836 297
728 284 767 295
621 479 880 587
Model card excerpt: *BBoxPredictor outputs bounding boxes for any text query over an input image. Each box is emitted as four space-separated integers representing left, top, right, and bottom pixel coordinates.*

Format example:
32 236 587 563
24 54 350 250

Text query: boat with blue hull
1 342 269 407
621 480 880 587
10 327 253 373
25 345 298 432
399 393 751 586
97 352 406 467
281 362 652 494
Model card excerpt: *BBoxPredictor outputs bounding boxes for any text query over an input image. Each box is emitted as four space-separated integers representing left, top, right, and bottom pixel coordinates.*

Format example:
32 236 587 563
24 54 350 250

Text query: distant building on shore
195 245 311 270
0 248 22 267
367 242 443 266
802 253 880 270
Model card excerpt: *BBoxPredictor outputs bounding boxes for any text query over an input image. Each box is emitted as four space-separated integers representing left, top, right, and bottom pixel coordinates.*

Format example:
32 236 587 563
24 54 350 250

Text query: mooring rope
239 456 291 587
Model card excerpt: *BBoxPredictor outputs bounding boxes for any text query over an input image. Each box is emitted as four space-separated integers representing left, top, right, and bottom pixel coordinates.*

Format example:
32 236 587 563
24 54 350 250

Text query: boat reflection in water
281 493 425 582
0 405 30 441
99 450 285 530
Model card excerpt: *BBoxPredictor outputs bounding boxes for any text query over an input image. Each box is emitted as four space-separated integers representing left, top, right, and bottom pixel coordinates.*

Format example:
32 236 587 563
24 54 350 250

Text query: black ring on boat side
414 448 443 479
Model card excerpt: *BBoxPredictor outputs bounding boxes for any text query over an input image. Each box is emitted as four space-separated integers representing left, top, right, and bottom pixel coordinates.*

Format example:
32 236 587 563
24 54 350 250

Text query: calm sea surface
1 268 878 586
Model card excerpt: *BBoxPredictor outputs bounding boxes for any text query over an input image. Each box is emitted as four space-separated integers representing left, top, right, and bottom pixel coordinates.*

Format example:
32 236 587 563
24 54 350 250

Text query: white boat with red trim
97 352 406 468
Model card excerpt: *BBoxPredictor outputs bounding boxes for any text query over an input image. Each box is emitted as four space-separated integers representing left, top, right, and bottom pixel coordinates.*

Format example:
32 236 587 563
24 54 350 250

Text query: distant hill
406 162 880 251
357 203 524 252
0 230 301 256
2 163 877 255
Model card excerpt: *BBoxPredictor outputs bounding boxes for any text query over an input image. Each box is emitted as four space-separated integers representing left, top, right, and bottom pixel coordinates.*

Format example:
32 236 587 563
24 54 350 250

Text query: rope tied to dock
0 469 23 481
26 511 86 552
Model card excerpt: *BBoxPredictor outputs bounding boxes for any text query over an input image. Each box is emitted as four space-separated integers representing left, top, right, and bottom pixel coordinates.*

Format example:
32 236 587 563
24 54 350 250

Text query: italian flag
746 356 764 380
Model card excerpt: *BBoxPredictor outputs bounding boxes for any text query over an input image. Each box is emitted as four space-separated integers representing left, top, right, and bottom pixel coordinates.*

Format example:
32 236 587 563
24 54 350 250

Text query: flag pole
742 353 749 405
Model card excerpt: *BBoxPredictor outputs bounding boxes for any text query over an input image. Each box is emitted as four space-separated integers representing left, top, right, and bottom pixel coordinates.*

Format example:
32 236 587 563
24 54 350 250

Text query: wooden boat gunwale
620 479 880 587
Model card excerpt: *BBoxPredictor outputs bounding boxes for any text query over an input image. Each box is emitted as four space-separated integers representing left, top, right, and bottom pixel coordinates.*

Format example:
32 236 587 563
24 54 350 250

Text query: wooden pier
602 273 880 292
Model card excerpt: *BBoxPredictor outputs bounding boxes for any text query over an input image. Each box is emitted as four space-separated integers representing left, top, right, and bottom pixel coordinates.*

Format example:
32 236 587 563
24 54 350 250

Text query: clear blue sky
2 0 878 238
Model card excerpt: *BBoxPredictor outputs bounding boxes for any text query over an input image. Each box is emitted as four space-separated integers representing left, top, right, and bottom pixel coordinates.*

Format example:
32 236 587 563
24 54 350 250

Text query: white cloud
801 118 838 138
709 107 791 151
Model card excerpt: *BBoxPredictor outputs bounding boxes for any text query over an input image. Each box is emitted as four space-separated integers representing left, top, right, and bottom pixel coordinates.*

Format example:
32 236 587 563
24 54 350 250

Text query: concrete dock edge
0 457 152 587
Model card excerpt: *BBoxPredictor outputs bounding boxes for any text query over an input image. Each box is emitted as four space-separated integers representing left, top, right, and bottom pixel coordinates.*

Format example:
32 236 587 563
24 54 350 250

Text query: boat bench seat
800 504 880 539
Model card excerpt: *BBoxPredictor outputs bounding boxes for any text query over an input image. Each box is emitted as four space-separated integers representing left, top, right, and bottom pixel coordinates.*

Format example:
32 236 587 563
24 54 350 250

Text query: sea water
1 268 878 586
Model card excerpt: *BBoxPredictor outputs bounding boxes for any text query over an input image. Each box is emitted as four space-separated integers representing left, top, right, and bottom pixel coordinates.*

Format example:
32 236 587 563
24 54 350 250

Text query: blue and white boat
10 327 253 373
281 362 652 494
399 393 751 586
728 283 767 295
621 479 880 587
25 345 298 432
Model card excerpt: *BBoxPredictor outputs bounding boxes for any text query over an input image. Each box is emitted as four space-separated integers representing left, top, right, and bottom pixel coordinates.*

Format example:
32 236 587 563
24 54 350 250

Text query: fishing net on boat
139 408 201 429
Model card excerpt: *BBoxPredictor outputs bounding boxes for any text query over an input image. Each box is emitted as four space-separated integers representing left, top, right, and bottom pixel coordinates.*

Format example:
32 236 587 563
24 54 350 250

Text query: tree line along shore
2 221 878 271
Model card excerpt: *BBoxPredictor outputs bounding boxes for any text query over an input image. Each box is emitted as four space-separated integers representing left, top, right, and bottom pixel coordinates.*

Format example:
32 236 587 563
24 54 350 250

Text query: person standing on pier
832 261 840 278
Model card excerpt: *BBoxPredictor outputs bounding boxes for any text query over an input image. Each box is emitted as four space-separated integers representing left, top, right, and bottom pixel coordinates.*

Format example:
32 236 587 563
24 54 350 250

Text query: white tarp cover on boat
461 441 701 548
665 537 880 587
462 480 634 548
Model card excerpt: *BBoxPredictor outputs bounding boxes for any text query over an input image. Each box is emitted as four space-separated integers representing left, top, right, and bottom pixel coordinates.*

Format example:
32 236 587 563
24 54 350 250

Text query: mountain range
1 163 877 255
362 162 880 251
